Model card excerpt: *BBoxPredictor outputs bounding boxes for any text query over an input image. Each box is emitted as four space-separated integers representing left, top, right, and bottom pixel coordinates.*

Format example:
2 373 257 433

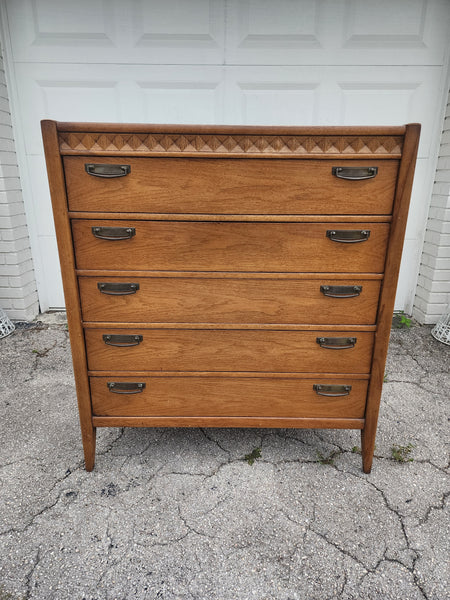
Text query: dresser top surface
43 121 419 158
48 120 410 136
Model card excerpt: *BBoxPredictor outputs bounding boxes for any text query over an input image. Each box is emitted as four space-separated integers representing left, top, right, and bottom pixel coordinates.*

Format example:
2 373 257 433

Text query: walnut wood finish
90 376 368 418
70 213 393 223
57 123 405 158
361 123 421 473
41 120 96 471
72 220 390 272
84 328 374 373
92 416 365 429
41 120 420 472
78 276 382 325
65 156 399 215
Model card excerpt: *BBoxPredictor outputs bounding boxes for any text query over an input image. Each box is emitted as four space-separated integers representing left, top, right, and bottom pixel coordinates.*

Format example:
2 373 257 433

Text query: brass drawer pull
85 163 131 178
92 226 135 241
326 230 370 243
332 166 378 180
313 384 352 397
97 282 139 295
107 382 145 394
103 334 143 347
316 337 357 349
320 285 362 298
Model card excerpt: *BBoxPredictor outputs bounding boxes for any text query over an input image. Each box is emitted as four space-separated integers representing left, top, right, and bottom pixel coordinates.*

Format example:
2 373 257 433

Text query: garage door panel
9 0 448 66
14 64 123 155
234 82 319 126
228 0 323 50
6 0 226 65
342 0 427 44
132 0 225 63
137 71 225 125
7 0 118 60
225 0 449 65
36 235 65 310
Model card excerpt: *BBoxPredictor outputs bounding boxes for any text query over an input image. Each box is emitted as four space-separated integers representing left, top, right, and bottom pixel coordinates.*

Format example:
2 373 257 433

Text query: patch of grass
351 446 361 454
316 450 341 465
244 447 261 465
383 373 388 383
394 311 412 329
391 443 414 463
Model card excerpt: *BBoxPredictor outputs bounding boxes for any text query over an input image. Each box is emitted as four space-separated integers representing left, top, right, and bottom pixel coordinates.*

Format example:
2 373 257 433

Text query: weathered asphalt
0 318 448 600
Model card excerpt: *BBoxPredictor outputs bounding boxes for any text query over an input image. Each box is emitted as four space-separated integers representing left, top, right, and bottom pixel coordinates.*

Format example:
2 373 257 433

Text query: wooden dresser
41 121 420 472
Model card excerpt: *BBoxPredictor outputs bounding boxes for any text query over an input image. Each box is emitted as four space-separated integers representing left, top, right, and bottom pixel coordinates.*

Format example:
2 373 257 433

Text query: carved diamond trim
59 131 403 156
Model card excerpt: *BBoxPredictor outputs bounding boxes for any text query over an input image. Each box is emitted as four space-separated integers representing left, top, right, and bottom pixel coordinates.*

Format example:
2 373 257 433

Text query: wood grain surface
84 328 374 373
90 375 368 418
65 156 399 215
92 416 365 429
361 122 421 473
72 220 390 272
41 120 97 471
78 276 382 324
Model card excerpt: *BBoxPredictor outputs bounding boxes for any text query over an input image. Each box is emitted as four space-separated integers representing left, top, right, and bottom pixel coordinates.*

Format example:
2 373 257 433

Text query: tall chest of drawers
41 121 420 472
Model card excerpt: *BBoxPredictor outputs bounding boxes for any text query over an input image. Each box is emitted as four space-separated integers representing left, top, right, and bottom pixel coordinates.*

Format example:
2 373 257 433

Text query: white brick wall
0 43 38 320
414 93 450 324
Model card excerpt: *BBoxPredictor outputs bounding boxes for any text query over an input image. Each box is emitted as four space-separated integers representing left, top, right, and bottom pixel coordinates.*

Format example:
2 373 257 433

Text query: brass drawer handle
316 337 357 349
85 163 131 178
107 382 145 394
320 285 362 298
92 226 136 241
97 282 139 295
332 166 378 180
103 334 143 347
313 384 352 397
326 230 370 243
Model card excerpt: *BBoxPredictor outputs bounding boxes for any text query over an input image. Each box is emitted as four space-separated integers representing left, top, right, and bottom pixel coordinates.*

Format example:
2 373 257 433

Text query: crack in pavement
284 504 313 586
176 505 216 541
418 490 450 526
309 527 369 574
0 456 42 470
95 507 118 594
22 339 59 383
0 430 127 538
24 546 41 600
330 463 432 599
199 428 232 456
0 490 64 537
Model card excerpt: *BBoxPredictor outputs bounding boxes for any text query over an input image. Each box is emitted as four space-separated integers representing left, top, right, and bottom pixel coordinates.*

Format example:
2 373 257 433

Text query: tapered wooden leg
81 423 96 471
361 425 376 474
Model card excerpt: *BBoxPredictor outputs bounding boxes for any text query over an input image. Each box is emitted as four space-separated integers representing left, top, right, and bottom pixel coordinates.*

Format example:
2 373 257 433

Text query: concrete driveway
0 318 448 600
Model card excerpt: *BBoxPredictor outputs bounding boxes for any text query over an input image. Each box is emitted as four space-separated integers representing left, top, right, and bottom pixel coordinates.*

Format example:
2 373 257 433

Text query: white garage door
2 0 449 311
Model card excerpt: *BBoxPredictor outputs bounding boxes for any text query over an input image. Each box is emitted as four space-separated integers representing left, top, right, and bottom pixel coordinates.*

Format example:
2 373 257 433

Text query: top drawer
64 157 399 215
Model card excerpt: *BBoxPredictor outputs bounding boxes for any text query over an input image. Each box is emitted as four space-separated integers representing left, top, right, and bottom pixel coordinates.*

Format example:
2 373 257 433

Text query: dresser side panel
41 119 96 471
363 123 421 473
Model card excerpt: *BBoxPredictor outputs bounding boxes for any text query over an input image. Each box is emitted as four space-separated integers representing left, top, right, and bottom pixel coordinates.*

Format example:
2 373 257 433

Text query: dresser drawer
72 220 389 272
90 375 368 418
64 157 398 215
84 328 374 373
79 276 382 324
